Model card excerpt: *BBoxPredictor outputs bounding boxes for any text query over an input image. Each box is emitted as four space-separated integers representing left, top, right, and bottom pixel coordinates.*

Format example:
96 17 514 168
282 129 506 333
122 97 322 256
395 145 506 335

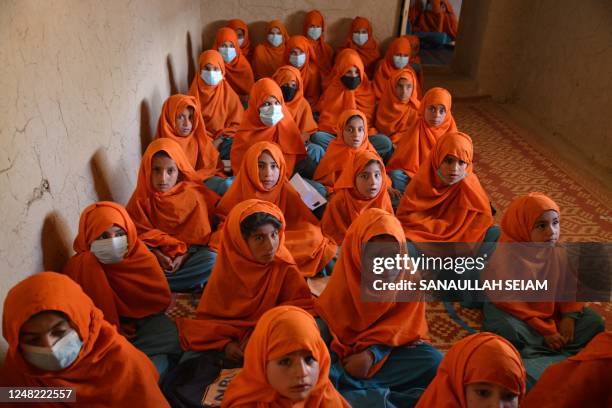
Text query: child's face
530 210 560 244
204 63 221 72
464 382 519 408
438 154 467 185
96 225 127 240
259 95 281 110
258 151 280 191
235 28 244 41
151 155 180 192
355 162 383 199
19 311 73 348
246 224 280 264
344 66 360 78
353 28 368 35
395 78 413 102
424 104 446 127
175 106 194 136
266 349 320 402
343 116 366 148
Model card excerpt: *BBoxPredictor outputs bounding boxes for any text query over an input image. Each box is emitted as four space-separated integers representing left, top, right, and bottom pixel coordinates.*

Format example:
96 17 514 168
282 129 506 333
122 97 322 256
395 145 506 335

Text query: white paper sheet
289 173 327 210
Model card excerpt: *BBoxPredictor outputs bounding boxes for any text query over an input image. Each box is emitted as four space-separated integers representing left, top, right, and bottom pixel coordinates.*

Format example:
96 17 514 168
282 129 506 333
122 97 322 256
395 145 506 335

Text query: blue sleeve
367 344 392 365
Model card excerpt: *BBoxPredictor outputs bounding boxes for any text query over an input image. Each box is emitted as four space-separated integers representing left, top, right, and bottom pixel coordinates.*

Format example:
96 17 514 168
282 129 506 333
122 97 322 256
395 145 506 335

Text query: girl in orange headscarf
338 16 381 79
0 272 170 407
177 199 313 357
127 138 218 293
189 50 244 162
226 19 252 61
315 209 442 406
321 151 393 245
213 27 255 101
417 0 459 40
272 65 318 138
221 306 350 407
373 36 419 100
214 142 337 277
482 193 604 387
252 20 289 80
303 10 335 77
416 332 526 408
284 35 322 106
387 86 456 195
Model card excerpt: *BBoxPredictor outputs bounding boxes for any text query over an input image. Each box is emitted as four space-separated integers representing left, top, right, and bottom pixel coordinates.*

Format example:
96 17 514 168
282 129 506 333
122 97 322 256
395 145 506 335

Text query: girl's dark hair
152 150 171 160
240 212 282 240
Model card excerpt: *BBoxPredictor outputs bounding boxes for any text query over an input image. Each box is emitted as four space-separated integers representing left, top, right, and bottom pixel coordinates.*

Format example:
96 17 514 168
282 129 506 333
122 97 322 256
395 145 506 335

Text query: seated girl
303 10 335 77
416 0 459 48
284 35 322 106
0 272 170 406
416 332 526 408
226 19 252 61
387 86 456 194
311 49 393 162
321 150 393 245
127 138 218 293
156 93 231 196
252 20 289 80
189 50 244 161
213 141 337 278
482 193 604 386
373 36 418 100
213 27 254 103
222 306 350 407
338 16 381 79
63 201 180 375
316 208 442 407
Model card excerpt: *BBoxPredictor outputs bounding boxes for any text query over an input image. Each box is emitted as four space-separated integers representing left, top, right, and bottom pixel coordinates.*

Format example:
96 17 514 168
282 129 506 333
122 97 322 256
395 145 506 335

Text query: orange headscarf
213 142 336 277
521 331 612 407
316 209 429 376
0 272 169 407
252 20 290 80
189 50 244 139
126 138 217 258
221 306 350 408
303 10 335 76
230 78 306 175
213 27 255 96
339 17 381 78
416 332 526 408
177 199 314 351
417 0 459 39
272 65 318 135
397 131 494 242
155 94 222 180
387 86 457 177
373 36 417 99
226 19 252 61
406 35 424 97
63 202 170 329
285 35 322 106
321 151 393 245
375 68 420 144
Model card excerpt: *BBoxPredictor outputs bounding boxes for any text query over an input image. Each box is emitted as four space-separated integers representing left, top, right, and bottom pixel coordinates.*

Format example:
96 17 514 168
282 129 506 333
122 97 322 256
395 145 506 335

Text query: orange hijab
252 20 289 80
177 199 314 351
339 17 381 78
387 87 457 177
213 27 255 96
271 65 317 135
155 93 222 180
221 306 350 408
375 68 420 144
214 142 336 277
522 332 612 407
226 19 252 61
63 202 170 329
189 50 244 139
230 78 306 175
397 131 494 242
0 272 169 407
406 35 424 97
316 49 377 134
321 151 394 245
285 35 322 106
316 209 429 376
418 0 459 39
126 138 217 258
373 36 417 100
416 332 526 408
303 10 335 76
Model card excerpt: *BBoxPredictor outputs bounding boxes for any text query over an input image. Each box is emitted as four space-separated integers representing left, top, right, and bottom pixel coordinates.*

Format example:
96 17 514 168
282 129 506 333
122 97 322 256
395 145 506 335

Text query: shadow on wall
202 20 229 52
327 17 353 48
140 100 154 156
90 148 116 202
41 211 72 272
167 54 179 95
285 10 307 36
186 31 196 88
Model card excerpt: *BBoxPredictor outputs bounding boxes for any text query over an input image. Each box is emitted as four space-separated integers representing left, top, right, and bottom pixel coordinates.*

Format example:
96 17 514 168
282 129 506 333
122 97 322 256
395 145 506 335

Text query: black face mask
341 75 361 90
280 85 297 102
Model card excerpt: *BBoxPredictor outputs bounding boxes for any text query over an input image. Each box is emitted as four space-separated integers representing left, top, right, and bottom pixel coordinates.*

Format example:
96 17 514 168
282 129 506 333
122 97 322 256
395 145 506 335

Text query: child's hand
558 316 575 344
544 332 566 350
342 350 374 379
388 187 402 200
224 341 244 362
171 253 189 273
152 249 173 271
212 137 224 149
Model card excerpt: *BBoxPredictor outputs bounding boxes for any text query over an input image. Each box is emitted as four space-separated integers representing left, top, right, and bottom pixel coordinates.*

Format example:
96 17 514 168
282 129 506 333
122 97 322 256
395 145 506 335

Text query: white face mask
90 235 128 264
237 37 245 47
393 55 410 69
267 33 283 48
353 32 369 46
219 46 237 63
290 53 306 68
307 27 322 40
201 69 223 86
437 168 468 185
259 104 284 127
21 329 83 371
